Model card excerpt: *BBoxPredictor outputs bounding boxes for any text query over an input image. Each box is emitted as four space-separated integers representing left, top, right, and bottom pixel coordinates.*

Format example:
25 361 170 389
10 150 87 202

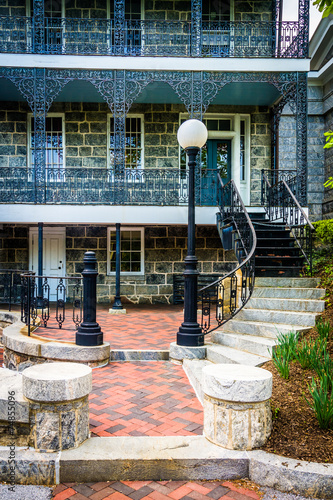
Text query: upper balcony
0 17 308 59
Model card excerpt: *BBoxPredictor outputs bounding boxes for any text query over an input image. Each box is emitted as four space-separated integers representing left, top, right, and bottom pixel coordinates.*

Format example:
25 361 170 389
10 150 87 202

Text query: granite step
254 277 320 288
246 297 325 313
206 344 269 366
210 332 276 357
237 308 318 327
216 319 310 339
252 287 326 300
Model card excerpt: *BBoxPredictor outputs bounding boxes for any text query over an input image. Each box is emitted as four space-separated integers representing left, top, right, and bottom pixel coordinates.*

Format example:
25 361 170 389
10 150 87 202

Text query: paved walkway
90 362 203 437
52 480 262 500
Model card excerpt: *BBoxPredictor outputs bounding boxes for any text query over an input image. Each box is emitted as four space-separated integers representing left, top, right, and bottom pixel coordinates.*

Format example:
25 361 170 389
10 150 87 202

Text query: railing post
112 223 123 310
33 0 44 54
37 222 43 303
76 251 103 346
191 0 202 57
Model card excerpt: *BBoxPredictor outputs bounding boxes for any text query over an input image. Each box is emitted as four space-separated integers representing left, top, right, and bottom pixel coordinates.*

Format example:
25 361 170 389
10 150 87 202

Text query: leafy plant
306 375 333 429
276 331 299 360
271 344 291 380
313 351 333 391
296 337 314 369
313 219 333 246
313 0 333 18
316 318 331 341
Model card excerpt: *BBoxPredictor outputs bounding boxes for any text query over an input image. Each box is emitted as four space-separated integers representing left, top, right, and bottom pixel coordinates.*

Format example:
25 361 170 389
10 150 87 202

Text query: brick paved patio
33 304 184 350
53 480 262 500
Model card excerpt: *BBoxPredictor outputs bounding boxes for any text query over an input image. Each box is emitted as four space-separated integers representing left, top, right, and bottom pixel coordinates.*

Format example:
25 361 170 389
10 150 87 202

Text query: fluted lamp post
176 119 208 347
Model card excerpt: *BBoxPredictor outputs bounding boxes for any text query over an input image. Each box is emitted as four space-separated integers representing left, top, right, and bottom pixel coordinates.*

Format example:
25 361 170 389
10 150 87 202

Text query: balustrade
0 16 306 58
0 167 219 207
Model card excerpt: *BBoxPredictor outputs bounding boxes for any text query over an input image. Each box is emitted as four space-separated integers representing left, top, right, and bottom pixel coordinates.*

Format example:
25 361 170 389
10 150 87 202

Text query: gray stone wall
0 0 26 16
0 225 29 271
234 0 273 21
145 0 191 21
65 0 107 19
250 106 271 205
0 102 28 169
278 84 326 220
66 224 235 304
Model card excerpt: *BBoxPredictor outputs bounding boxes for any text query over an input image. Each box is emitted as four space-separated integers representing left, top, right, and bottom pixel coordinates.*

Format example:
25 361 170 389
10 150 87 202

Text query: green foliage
313 219 333 245
316 318 331 341
306 375 333 429
313 0 333 18
296 337 315 369
271 345 290 379
276 331 299 360
271 331 299 379
324 130 333 149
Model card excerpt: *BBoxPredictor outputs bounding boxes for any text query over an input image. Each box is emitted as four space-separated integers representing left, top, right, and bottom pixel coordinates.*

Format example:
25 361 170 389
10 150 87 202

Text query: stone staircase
206 277 326 367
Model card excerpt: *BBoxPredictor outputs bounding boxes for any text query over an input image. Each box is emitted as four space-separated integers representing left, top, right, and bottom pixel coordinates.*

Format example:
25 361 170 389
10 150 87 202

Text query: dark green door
201 139 231 205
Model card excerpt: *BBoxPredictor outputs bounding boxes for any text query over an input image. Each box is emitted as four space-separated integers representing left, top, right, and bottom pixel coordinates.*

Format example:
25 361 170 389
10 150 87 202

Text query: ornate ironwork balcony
0 167 218 206
0 16 306 58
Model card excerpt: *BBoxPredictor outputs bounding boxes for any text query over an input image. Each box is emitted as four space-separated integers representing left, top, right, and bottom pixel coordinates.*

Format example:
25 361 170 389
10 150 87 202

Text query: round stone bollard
22 362 92 452
202 364 272 451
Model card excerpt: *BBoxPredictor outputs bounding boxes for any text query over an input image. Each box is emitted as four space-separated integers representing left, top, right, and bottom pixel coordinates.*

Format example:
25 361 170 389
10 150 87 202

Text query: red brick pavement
90 362 203 437
33 304 184 350
52 480 263 500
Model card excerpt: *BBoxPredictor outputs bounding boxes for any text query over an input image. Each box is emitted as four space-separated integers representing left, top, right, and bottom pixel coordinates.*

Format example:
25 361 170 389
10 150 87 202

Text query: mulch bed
261 283 333 463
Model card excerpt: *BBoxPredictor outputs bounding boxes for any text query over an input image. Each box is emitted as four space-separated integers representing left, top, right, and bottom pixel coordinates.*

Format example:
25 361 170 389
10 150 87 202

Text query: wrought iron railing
20 274 83 336
198 175 256 334
261 171 314 274
0 167 219 206
0 16 306 58
0 269 33 311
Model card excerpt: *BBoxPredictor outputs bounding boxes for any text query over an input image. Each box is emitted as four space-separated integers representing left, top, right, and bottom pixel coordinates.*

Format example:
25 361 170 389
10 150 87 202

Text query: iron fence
0 167 220 206
0 270 33 311
0 17 306 58
20 274 83 336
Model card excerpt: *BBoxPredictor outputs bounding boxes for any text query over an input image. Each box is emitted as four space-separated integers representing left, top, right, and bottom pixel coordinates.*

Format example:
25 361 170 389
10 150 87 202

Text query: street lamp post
176 119 208 347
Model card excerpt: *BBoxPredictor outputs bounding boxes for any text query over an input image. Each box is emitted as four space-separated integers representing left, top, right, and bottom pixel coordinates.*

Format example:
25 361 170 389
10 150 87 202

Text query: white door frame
29 226 66 275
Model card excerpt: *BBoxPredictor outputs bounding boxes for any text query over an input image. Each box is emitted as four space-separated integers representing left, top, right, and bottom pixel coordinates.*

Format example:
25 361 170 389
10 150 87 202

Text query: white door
29 228 66 301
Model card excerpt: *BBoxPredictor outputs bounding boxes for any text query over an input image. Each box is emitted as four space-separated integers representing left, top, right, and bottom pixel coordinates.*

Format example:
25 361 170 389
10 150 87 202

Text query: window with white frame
28 114 65 178
107 227 144 275
108 115 144 170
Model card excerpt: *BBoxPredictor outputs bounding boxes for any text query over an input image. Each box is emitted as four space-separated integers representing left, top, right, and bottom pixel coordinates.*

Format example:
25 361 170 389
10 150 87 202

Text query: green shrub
313 219 333 246
271 345 291 379
316 318 331 341
276 331 299 360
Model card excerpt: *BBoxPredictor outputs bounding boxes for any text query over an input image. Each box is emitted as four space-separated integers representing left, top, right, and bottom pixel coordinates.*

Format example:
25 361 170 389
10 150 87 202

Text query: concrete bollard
202 363 272 450
22 362 92 452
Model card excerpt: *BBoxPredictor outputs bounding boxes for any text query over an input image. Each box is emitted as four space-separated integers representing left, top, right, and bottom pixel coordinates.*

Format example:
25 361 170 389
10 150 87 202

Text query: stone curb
0 437 332 498
109 349 169 361
1 311 110 368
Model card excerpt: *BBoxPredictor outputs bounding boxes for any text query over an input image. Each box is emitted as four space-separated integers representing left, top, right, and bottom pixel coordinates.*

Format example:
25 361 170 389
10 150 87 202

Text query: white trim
27 113 66 170
0 54 311 73
107 113 144 170
1 205 218 225
107 226 145 276
179 112 250 198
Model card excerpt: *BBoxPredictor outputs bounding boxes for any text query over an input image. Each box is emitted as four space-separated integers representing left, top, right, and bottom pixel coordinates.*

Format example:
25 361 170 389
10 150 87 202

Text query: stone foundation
22 362 92 452
202 364 272 451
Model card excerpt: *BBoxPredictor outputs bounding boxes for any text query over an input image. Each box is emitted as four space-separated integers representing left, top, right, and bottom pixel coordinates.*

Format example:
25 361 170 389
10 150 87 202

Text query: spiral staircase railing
198 174 257 334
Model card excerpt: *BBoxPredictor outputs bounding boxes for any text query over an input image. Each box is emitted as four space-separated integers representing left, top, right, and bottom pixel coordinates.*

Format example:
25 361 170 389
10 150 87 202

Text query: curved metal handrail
198 175 257 334
262 171 314 274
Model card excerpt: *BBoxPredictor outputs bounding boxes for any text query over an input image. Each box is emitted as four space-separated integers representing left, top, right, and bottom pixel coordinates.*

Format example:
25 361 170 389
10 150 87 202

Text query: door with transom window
200 139 231 205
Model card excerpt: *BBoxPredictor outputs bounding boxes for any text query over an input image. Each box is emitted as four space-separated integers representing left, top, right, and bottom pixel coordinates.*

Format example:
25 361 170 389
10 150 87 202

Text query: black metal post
76 251 103 346
112 223 123 310
38 222 43 301
177 147 204 347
